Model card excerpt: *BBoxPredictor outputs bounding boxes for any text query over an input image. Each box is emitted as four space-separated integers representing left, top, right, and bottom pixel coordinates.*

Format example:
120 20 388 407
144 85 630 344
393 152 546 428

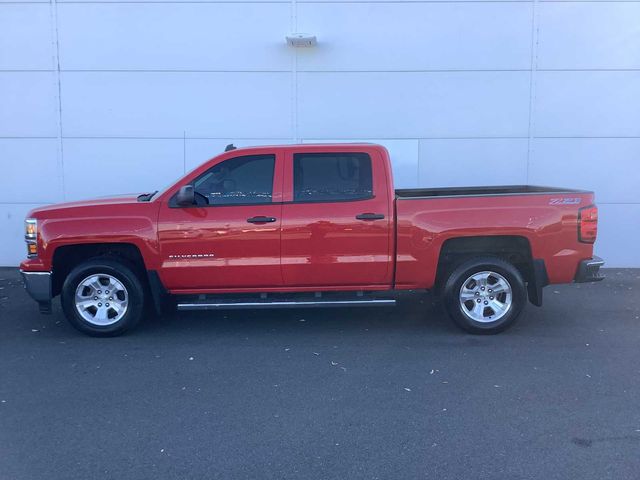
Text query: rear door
280 148 392 287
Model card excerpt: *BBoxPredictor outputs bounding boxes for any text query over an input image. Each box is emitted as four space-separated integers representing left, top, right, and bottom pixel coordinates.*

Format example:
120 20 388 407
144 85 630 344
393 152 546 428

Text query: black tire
61 257 145 337
442 256 527 334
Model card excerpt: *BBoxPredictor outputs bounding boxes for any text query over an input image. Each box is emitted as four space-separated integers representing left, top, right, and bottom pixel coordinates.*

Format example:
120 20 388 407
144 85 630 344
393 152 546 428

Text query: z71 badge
549 197 581 205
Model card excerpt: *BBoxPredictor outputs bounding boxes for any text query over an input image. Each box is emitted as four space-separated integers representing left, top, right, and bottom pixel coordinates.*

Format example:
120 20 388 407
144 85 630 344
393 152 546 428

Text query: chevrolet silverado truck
20 143 604 336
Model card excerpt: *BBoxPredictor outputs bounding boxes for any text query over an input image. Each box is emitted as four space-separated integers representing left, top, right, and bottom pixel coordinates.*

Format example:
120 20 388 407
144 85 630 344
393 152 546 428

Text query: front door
281 150 393 287
157 153 283 291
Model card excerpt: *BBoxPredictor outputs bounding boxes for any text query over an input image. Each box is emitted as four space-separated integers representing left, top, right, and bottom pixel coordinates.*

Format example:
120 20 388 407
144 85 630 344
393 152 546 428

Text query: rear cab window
293 152 373 202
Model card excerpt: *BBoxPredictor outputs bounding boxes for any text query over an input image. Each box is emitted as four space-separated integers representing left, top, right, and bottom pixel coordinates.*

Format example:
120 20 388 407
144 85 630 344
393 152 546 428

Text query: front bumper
574 256 605 283
20 270 53 313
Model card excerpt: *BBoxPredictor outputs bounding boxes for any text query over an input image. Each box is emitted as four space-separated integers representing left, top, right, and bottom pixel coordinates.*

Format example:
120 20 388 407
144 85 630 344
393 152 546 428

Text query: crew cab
20 144 604 336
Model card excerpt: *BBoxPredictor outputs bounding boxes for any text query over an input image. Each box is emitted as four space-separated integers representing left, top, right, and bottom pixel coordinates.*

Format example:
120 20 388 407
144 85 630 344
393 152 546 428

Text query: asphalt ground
0 267 639 480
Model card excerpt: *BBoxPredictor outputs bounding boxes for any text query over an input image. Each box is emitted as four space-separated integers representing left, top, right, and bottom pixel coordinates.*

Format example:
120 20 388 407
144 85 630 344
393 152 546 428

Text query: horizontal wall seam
4 69 640 73
0 1 530 4
4 136 640 140
4 1 640 4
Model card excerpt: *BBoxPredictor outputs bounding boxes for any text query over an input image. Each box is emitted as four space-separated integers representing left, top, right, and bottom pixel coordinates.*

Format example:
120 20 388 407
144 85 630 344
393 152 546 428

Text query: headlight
25 218 38 258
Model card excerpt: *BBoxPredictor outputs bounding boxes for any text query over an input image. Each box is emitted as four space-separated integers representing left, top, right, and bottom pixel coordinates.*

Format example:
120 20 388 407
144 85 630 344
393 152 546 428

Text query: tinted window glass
293 152 373 202
194 154 275 205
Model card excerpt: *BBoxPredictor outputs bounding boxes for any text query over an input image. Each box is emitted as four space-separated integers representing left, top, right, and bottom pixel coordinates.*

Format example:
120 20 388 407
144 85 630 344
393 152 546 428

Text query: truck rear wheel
442 256 526 334
61 258 145 337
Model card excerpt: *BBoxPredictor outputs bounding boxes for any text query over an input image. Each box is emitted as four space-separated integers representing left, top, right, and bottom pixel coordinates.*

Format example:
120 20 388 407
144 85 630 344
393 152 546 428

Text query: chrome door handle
356 213 385 221
247 216 277 224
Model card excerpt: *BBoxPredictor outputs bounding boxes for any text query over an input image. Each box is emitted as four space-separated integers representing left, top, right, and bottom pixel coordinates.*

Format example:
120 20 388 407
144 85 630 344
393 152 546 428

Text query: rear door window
293 152 373 202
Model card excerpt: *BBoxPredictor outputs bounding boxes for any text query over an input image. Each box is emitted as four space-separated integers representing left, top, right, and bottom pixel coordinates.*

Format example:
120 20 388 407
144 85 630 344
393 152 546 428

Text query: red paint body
21 144 597 294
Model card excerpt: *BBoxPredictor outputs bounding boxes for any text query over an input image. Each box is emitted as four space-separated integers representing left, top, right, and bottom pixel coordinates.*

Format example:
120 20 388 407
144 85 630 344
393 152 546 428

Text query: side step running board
177 299 396 311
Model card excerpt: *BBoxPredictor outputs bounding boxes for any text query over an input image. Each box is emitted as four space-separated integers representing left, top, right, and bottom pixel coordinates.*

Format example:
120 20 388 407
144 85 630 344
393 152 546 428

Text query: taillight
578 205 598 244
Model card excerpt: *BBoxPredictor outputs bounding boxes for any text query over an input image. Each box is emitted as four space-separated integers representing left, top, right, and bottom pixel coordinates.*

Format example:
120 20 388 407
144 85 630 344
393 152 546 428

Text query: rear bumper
20 271 53 313
574 256 605 283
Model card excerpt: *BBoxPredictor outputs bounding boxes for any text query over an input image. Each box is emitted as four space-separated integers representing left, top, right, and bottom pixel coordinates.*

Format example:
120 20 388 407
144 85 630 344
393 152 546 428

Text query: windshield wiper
137 191 158 202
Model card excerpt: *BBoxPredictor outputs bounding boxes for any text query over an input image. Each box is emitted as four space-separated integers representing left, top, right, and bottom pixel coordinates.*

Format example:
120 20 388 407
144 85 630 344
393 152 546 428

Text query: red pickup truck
20 143 603 336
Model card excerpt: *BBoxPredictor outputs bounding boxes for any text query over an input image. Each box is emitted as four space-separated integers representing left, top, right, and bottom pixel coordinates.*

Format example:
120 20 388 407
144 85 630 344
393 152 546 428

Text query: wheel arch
51 242 147 297
434 235 546 305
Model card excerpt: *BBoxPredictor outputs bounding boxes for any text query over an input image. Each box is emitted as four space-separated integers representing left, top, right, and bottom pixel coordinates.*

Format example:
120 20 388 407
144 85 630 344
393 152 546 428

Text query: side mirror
176 185 195 207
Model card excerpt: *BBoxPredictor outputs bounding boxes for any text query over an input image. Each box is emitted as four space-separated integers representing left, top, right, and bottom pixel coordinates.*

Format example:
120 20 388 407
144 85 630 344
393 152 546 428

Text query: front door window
194 154 275 205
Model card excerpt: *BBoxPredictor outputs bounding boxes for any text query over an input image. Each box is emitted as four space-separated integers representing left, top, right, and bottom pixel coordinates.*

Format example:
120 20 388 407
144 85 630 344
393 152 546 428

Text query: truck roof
225 142 382 153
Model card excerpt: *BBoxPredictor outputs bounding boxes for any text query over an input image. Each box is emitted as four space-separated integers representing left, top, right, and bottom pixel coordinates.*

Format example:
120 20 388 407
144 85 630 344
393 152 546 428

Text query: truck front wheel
60 258 145 337
442 256 527 334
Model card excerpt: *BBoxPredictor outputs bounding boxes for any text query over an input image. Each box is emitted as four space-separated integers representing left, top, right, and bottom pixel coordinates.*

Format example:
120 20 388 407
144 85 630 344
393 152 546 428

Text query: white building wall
1 0 639 266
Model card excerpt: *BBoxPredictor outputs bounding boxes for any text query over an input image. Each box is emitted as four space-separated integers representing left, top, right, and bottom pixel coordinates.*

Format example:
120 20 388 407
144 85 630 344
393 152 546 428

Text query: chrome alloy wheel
74 274 129 326
459 271 512 323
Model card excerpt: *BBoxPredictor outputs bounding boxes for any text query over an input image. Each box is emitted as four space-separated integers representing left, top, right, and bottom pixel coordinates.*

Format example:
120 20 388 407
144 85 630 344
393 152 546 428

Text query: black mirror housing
176 185 195 206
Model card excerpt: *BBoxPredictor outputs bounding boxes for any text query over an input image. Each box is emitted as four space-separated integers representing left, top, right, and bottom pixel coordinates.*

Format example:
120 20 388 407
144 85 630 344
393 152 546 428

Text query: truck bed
395 185 589 199
393 185 596 290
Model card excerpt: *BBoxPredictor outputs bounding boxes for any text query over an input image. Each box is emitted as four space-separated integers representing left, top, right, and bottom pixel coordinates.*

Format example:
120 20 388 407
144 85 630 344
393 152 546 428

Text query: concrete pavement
0 267 639 479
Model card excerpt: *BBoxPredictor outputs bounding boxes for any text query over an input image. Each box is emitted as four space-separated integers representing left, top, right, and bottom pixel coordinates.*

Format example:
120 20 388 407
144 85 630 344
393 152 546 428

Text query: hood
28 194 145 216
